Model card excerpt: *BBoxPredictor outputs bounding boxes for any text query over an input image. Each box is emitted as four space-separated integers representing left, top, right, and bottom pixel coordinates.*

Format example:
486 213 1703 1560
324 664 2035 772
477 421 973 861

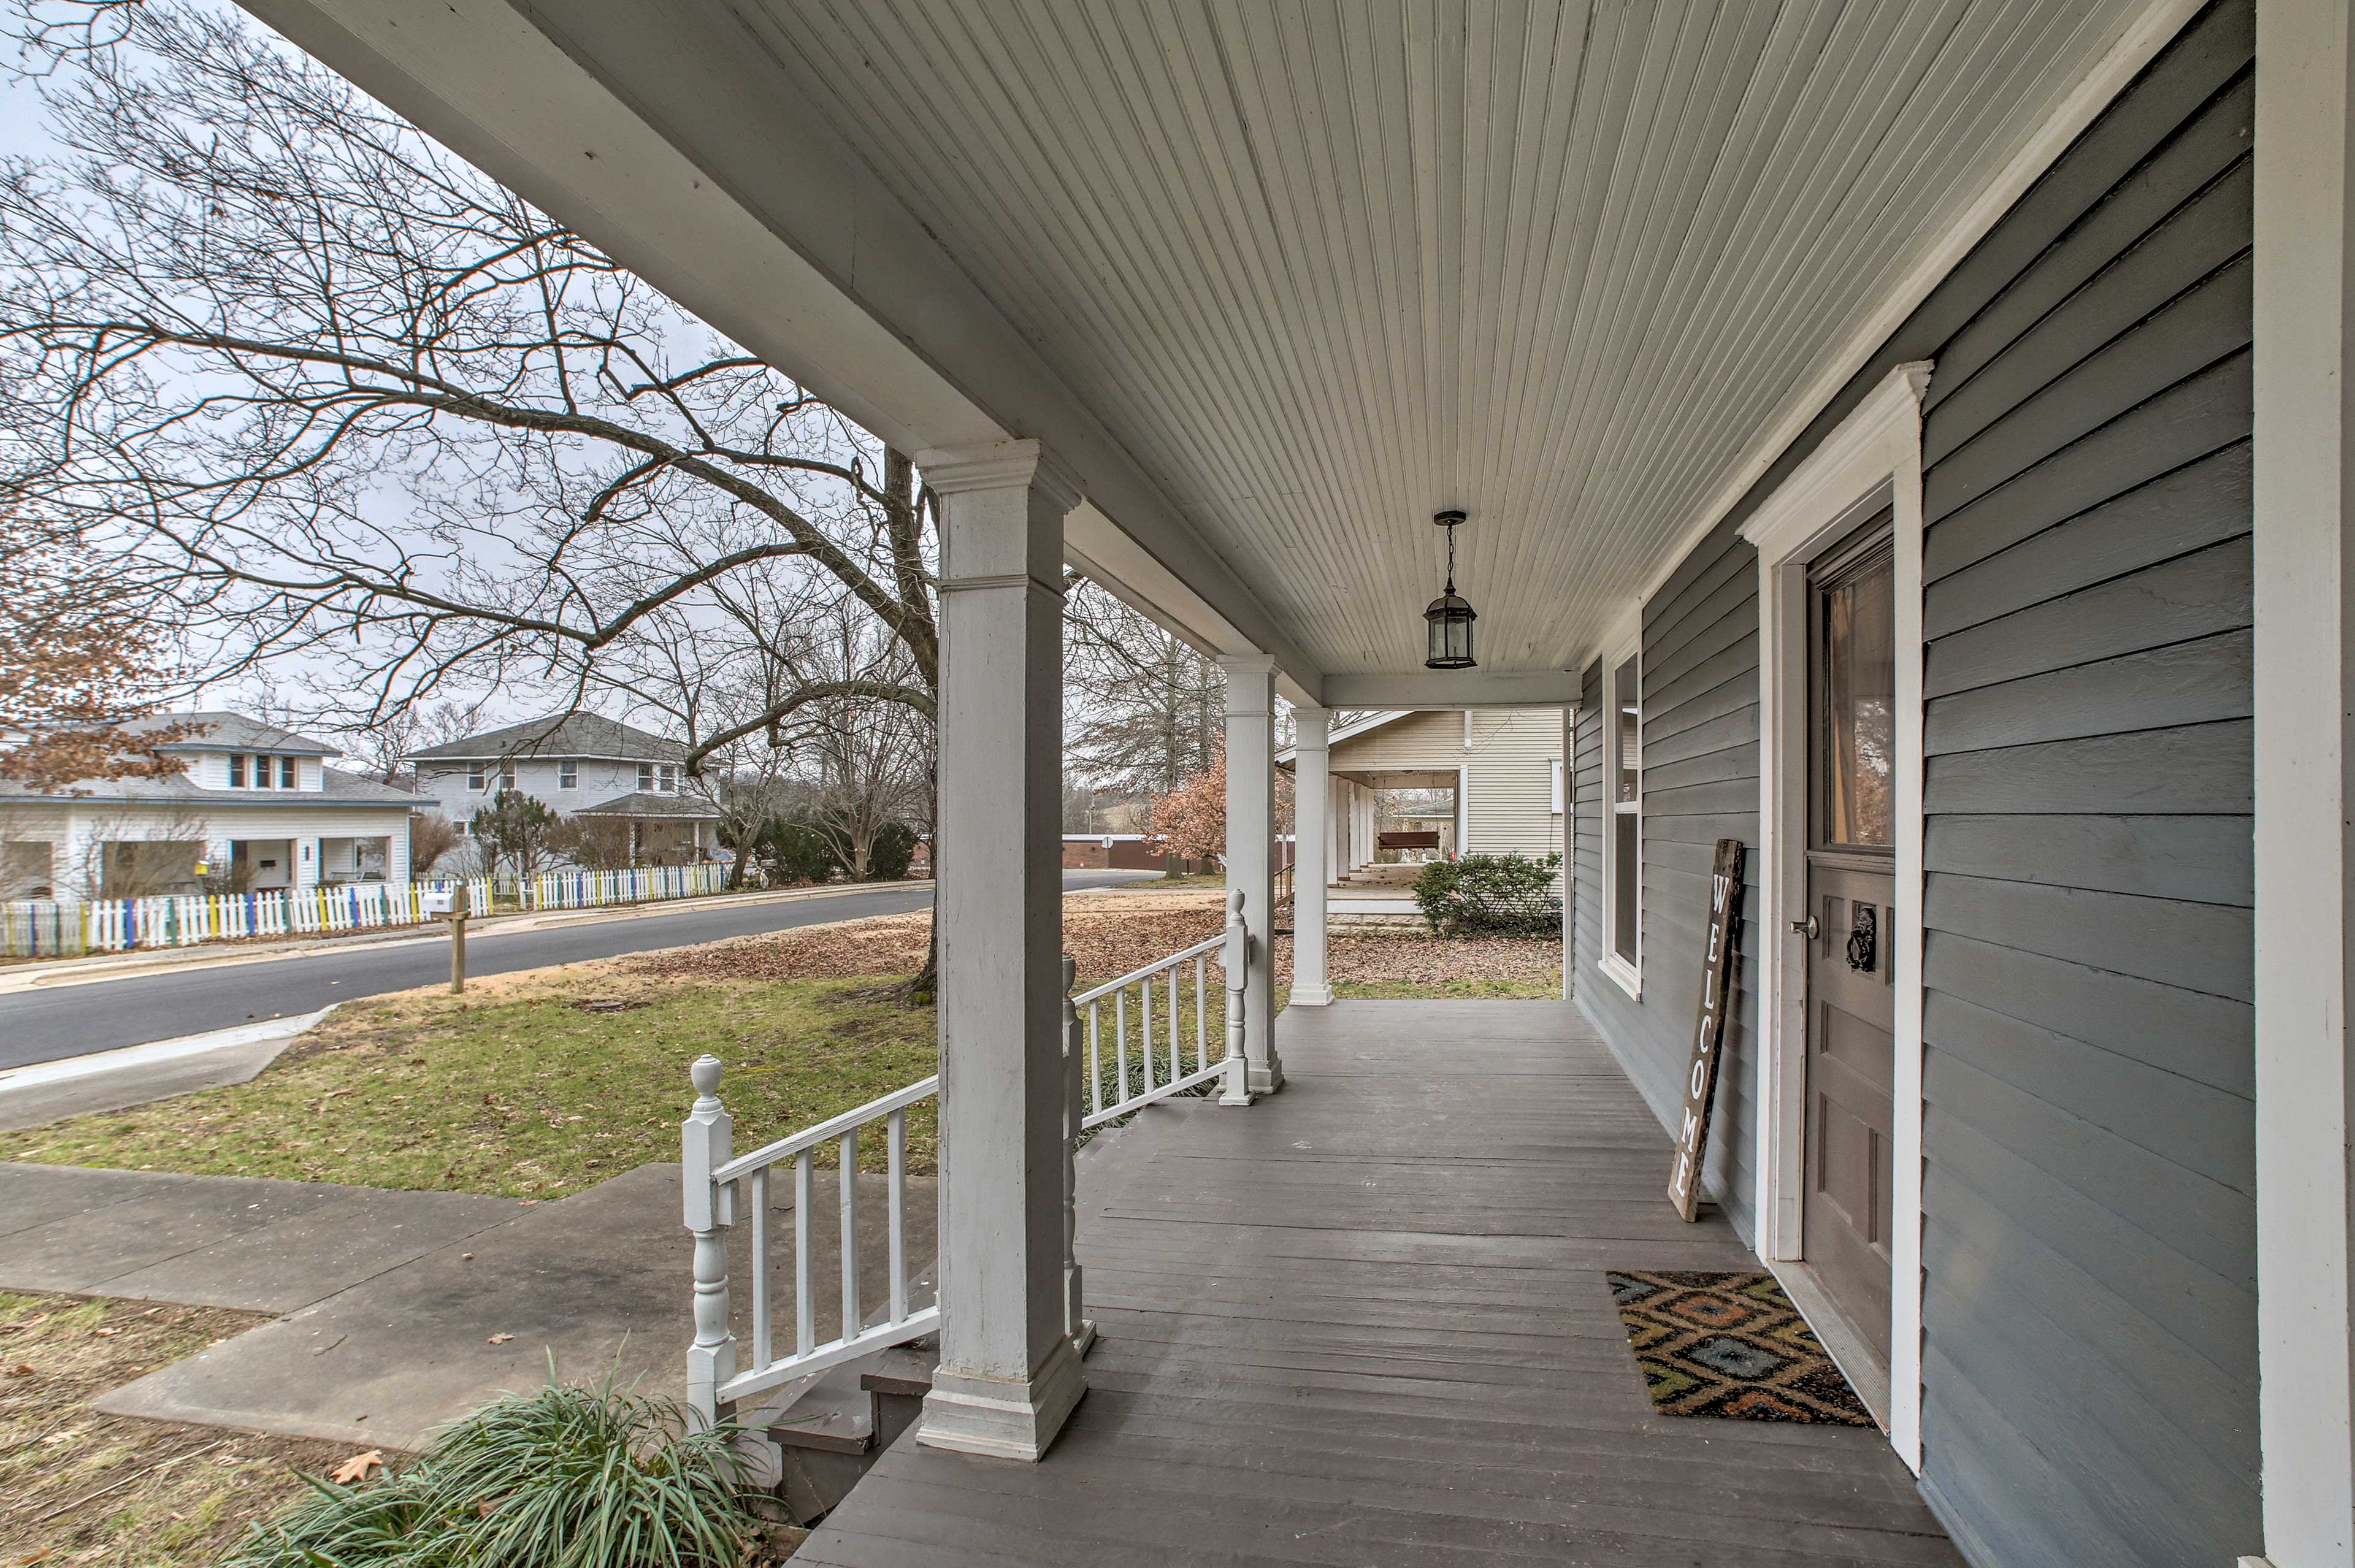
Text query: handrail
711 1074 941 1183
1071 932 1223 1007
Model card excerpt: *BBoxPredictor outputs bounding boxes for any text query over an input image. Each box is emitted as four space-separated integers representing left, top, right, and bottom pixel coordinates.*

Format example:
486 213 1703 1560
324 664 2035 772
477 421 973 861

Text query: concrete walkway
0 1159 934 1451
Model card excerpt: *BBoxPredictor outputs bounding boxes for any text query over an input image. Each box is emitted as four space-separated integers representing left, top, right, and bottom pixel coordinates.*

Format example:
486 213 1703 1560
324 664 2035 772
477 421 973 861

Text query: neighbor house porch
802 999 1951 1567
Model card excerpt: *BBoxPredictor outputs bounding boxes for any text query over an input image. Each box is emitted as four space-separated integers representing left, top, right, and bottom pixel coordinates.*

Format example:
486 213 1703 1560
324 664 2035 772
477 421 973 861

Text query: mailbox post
422 885 470 993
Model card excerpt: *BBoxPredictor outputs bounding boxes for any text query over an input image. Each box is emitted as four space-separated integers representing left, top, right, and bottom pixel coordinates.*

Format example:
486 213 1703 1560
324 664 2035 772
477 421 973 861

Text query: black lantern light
1423 509 1477 670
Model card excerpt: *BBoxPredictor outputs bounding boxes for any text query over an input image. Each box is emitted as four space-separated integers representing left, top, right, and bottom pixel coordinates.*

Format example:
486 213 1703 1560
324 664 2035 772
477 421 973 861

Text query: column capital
1293 706 1331 749
916 438 1081 511
1217 654 1276 719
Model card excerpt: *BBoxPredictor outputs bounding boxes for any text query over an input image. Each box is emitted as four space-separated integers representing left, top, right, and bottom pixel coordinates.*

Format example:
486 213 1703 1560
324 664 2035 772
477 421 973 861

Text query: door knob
1791 915 1819 940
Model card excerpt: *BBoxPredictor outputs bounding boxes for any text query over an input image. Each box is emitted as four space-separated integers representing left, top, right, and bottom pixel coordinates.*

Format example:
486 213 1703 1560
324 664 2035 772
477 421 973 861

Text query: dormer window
280 756 296 789
229 754 246 787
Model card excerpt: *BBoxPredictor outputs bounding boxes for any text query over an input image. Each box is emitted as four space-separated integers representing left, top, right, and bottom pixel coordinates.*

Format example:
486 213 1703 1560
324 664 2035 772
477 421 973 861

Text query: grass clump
226 1371 756 1568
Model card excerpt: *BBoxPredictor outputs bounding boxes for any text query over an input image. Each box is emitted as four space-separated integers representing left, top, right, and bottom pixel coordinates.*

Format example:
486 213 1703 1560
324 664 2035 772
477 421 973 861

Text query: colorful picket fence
2 862 732 960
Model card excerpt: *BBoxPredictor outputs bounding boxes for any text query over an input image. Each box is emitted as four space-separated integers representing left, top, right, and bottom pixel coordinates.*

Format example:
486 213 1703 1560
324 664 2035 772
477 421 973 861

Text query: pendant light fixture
1423 509 1477 670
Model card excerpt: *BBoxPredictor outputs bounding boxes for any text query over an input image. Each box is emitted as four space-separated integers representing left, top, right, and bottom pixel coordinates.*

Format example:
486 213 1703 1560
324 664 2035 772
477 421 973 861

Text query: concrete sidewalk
0 1159 936 1451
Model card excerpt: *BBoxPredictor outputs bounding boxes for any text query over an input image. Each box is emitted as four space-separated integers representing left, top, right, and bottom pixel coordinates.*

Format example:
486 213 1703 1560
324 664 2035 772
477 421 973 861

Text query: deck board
803 999 1959 1566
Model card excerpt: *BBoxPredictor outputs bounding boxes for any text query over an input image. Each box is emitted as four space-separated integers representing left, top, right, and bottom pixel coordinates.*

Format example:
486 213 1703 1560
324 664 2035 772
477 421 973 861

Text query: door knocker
1847 903 1877 973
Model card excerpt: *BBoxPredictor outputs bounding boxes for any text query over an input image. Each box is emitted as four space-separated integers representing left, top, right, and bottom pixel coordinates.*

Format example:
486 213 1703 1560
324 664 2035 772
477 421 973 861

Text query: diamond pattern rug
1608 1269 1875 1426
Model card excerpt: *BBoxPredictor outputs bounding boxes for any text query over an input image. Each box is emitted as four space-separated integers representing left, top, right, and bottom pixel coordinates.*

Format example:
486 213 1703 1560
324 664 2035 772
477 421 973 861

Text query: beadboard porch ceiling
253 0 2165 694
726 0 2156 678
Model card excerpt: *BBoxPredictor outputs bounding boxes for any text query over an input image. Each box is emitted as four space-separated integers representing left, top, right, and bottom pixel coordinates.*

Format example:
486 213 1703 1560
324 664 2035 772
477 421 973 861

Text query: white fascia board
243 0 1322 702
1322 671 1581 709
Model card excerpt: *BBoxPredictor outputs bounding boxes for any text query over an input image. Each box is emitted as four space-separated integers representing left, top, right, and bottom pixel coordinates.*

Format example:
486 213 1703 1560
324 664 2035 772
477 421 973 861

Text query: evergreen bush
1413 852 1564 938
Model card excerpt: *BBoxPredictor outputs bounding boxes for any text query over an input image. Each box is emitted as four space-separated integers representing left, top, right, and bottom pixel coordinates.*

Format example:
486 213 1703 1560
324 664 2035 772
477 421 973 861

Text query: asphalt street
0 870 1153 1071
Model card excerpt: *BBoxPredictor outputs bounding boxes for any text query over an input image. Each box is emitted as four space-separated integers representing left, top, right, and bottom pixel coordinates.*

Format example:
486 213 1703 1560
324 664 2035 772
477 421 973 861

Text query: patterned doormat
1608 1269 1875 1426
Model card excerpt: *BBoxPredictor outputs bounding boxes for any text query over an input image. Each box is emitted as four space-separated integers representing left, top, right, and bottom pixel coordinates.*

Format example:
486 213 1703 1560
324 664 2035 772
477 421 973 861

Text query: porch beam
237 0 1320 700
1219 656 1282 1093
1290 709 1333 1008
1321 670 1582 709
2253 0 2355 1559
916 438 1085 1462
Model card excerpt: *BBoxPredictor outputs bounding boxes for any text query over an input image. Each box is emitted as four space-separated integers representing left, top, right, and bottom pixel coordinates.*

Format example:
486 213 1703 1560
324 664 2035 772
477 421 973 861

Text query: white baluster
681 1055 736 1430
1220 890 1253 1106
795 1151 816 1356
840 1128 860 1342
888 1108 908 1325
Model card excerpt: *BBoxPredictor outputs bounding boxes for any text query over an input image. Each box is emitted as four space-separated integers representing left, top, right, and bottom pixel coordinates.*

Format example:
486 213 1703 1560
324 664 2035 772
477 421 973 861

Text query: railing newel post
681 1054 736 1431
1220 890 1254 1106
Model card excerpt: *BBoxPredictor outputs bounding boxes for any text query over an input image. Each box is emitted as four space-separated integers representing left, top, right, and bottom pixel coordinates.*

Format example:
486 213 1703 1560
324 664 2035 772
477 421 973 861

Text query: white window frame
1598 613 1644 1000
559 760 578 790
467 763 486 792
1740 359 1929 1471
1550 758 1564 816
637 761 655 791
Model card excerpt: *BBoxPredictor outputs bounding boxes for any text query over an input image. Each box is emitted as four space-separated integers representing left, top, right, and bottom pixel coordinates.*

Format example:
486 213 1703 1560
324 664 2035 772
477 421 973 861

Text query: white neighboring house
0 713 419 900
1278 709 1566 928
407 714 719 865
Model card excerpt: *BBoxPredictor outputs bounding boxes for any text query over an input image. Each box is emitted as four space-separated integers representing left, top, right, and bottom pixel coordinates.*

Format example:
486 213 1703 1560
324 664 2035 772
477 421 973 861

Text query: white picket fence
2 862 733 960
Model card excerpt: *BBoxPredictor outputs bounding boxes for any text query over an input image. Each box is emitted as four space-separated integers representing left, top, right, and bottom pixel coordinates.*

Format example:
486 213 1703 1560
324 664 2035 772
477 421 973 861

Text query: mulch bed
625 893 1563 991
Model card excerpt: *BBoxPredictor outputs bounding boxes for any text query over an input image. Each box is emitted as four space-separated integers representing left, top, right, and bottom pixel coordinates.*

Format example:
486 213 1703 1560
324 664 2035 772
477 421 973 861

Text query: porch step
762 1337 937 1525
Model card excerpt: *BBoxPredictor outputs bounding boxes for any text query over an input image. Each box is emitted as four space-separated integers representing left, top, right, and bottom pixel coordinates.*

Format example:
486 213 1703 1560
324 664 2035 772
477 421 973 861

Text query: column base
1249 1057 1285 1095
1288 984 1333 1006
917 1334 1086 1462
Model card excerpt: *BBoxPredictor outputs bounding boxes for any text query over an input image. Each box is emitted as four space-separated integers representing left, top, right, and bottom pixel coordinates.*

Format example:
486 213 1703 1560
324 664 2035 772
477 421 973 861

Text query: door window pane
1821 554 1895 847
1610 652 1641 968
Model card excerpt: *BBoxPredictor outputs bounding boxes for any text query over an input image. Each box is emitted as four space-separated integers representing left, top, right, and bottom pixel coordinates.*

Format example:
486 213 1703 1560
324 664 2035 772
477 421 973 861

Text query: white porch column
1217 654 1282 1092
915 438 1086 1462
1291 708 1333 1006
2251 2 2355 1561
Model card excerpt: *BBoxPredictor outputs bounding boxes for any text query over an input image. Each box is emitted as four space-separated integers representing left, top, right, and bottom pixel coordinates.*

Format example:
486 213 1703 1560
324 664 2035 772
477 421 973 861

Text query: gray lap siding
1568 2 2258 1563
1572 515 1761 1245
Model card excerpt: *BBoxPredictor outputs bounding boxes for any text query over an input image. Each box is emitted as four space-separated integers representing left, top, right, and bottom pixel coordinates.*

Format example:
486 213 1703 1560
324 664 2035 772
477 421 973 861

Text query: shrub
753 816 841 885
1414 852 1564 938
867 820 919 881
224 1371 755 1568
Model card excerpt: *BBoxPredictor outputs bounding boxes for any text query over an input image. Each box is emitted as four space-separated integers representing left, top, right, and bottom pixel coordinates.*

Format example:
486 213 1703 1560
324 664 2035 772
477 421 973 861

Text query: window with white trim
467 763 486 792
559 760 578 790
1550 759 1565 815
637 761 654 790
1602 639 1642 989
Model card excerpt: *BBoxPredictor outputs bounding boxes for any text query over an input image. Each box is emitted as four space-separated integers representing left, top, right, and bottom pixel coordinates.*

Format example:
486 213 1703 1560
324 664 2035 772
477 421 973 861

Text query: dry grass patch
0 972 938 1198
0 1291 370 1568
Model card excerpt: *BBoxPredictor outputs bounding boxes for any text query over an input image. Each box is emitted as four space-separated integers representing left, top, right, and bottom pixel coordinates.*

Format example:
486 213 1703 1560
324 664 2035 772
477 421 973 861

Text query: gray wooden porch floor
798 999 1959 1567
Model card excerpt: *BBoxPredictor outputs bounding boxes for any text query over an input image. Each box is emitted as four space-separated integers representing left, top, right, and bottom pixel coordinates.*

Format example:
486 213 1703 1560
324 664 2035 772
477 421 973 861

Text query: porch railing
682 890 1256 1429
683 1063 940 1425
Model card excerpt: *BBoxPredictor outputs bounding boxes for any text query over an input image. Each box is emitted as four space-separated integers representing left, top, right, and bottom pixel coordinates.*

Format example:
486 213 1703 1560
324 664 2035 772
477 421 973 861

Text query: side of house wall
1571 515 1763 1247
1566 4 2259 1562
1902 7 2258 1560
1460 709 1566 865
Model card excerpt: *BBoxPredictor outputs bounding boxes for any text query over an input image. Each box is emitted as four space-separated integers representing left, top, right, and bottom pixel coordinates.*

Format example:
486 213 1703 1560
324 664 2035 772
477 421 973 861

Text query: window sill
1599 952 1642 1001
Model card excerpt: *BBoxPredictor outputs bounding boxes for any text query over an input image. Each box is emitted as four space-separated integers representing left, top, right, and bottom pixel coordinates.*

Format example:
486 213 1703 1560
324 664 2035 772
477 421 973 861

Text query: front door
1802 516 1897 1362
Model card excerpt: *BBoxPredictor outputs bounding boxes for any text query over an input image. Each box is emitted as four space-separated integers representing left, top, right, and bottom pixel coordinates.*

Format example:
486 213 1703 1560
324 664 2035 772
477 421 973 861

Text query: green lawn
0 976 938 1198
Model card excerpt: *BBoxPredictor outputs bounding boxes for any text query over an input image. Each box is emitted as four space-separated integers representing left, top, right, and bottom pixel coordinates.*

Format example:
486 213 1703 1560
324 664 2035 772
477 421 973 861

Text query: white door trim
1740 360 1931 1474
2251 1 2355 1559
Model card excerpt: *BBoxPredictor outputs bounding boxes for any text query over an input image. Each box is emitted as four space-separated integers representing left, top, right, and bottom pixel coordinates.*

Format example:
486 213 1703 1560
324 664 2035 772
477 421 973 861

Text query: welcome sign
1668 838 1747 1222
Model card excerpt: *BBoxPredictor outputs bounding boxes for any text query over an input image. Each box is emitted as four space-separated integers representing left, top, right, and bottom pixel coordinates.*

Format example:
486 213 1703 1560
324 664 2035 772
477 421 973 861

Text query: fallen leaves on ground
331 1450 385 1485
624 890 1563 995
0 1290 384 1568
484 1334 513 1345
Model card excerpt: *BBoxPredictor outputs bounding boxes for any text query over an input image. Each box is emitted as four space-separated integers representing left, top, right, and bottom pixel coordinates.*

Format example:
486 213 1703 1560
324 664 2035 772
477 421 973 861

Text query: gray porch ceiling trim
240 0 1323 701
